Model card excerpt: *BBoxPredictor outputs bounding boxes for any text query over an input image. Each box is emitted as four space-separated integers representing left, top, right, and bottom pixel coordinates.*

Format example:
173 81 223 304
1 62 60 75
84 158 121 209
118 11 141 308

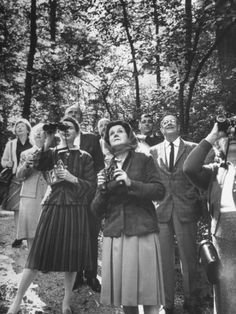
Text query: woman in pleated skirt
92 120 166 314
8 117 96 314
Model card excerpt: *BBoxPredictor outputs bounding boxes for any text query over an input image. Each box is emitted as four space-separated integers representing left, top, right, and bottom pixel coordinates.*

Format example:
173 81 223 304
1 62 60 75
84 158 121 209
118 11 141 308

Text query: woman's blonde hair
14 118 31 135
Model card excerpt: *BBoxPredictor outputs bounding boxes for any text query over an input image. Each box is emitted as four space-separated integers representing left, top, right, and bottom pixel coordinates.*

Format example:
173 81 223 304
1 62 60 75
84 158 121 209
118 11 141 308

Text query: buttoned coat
150 138 201 223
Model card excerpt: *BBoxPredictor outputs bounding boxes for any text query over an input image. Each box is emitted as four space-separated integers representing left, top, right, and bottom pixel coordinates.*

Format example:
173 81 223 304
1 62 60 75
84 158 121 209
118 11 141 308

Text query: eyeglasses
161 119 177 127
141 119 153 124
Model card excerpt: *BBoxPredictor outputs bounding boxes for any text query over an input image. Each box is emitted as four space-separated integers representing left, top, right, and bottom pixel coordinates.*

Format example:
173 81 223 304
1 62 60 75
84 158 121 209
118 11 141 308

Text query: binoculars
43 122 70 134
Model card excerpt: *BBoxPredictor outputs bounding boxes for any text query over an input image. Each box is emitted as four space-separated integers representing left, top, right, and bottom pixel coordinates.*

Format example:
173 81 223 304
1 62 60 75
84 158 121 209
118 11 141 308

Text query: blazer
91 151 165 237
16 146 47 198
80 132 104 173
150 138 201 223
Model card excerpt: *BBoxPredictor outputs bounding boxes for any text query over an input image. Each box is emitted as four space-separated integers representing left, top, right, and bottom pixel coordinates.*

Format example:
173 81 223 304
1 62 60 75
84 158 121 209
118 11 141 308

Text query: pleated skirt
25 203 92 272
4 176 21 211
101 233 165 306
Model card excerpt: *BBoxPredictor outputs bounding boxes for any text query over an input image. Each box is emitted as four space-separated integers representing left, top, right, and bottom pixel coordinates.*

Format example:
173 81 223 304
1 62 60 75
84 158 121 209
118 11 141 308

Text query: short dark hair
62 116 80 133
140 114 153 121
104 120 131 145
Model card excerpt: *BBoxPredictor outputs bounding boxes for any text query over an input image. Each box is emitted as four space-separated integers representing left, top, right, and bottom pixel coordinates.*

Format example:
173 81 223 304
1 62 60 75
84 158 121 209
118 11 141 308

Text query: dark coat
91 151 165 237
80 132 104 173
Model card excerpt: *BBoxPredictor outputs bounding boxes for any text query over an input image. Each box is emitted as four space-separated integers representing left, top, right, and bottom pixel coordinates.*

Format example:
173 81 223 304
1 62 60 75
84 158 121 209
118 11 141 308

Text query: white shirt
74 132 81 148
164 137 180 167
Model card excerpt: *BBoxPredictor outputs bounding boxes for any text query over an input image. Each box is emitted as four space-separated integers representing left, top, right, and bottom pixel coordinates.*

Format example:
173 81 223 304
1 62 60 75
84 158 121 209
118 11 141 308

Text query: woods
0 0 236 152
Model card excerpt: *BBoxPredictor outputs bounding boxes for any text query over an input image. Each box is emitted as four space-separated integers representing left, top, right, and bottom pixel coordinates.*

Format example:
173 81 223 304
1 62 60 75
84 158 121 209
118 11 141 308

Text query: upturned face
15 122 29 137
160 115 179 138
34 125 46 147
139 116 153 135
59 121 77 143
109 125 128 147
65 107 82 123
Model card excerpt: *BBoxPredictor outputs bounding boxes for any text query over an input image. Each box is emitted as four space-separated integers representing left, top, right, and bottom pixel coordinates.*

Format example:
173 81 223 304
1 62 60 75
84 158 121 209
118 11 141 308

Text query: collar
164 137 180 148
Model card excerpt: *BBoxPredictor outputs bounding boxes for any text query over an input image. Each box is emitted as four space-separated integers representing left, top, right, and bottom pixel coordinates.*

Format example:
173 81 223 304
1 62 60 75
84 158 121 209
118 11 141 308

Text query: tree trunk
215 0 236 113
152 0 161 86
120 0 141 116
49 0 57 41
22 0 37 120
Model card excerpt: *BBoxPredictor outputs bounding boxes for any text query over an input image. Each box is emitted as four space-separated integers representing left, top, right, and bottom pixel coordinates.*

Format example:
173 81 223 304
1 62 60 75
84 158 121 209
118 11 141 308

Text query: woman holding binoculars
184 116 236 314
8 116 96 314
92 120 166 314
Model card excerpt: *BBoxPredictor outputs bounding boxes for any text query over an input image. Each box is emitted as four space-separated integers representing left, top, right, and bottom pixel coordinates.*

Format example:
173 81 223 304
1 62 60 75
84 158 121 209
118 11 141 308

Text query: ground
0 210 213 314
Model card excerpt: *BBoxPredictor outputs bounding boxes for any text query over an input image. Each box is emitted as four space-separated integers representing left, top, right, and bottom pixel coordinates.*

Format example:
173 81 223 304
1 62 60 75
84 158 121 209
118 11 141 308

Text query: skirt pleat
101 233 165 306
25 203 92 272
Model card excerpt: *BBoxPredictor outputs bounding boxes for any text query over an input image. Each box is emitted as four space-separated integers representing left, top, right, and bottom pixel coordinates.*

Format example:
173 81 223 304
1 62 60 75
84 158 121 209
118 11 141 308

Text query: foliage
0 0 236 149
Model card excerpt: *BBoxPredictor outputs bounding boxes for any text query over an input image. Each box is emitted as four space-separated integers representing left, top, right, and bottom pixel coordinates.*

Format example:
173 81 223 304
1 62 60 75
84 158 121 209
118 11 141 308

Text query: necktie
169 142 174 172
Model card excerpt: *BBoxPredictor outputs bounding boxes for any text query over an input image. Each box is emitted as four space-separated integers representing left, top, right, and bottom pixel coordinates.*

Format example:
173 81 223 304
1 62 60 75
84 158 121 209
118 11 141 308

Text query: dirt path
0 211 213 314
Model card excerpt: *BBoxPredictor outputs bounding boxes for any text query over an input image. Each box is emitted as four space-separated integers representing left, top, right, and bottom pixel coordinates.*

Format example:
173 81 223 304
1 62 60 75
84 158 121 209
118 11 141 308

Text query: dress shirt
164 137 180 168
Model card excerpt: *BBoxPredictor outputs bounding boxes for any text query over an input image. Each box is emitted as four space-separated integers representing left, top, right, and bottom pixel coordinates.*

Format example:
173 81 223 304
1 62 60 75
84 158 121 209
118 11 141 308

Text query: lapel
152 142 168 171
175 138 186 166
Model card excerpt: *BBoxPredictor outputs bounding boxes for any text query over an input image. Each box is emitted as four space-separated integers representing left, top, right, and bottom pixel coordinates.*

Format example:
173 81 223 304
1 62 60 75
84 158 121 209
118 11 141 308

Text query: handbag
198 217 221 284
198 239 221 284
0 141 13 204
0 167 13 185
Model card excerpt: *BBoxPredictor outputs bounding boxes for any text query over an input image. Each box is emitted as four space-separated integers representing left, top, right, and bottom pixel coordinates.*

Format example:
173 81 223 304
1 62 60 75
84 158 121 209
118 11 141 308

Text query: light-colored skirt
101 232 165 306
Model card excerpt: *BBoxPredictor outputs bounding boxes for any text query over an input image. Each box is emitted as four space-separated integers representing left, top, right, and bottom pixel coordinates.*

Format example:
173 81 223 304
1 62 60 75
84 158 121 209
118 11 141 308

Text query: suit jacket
80 132 104 173
150 138 201 223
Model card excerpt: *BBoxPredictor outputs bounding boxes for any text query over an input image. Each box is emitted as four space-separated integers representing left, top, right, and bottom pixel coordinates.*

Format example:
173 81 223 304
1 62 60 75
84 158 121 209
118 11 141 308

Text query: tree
22 0 37 119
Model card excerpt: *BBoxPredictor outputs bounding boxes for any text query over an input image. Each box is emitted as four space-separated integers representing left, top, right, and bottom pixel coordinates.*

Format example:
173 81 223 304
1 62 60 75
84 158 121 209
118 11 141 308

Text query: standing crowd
1 106 236 314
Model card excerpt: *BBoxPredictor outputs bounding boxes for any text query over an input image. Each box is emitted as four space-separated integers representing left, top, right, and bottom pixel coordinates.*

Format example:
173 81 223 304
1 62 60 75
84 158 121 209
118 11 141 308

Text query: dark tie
169 142 174 172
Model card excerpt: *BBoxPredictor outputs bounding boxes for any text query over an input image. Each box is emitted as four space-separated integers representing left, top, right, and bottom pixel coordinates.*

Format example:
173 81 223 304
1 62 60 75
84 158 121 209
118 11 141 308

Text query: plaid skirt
101 232 165 307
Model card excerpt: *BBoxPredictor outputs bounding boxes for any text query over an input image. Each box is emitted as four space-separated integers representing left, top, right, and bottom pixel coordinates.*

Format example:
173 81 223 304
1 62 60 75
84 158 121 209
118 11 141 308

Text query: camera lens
216 115 230 133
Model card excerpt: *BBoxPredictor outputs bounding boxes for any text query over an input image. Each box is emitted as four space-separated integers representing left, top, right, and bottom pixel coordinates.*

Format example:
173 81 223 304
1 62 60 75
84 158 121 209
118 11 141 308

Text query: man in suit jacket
150 113 201 314
65 105 104 292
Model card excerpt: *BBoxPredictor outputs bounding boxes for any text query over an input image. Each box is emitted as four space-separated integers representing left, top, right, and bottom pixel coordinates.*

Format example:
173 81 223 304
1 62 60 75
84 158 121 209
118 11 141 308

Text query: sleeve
74 153 97 201
16 152 33 180
91 185 108 218
1 141 11 168
127 154 165 201
183 139 214 190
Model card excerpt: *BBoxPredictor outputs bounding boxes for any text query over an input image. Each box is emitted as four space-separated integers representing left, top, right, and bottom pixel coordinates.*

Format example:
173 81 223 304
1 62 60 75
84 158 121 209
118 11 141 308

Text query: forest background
0 0 236 157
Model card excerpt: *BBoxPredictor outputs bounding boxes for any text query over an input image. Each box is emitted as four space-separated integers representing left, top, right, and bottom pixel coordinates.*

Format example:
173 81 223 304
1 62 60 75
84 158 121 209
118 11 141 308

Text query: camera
43 122 70 134
216 114 231 133
216 114 236 136
100 163 125 192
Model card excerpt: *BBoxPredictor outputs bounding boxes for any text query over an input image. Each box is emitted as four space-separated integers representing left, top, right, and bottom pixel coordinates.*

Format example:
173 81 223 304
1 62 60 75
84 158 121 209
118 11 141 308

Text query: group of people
1 106 235 314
